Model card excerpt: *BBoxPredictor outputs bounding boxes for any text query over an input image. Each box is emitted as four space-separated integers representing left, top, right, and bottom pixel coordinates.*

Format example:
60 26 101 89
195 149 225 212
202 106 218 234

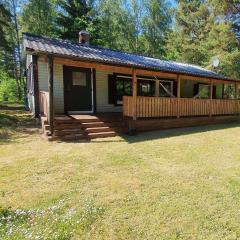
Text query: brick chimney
79 30 90 46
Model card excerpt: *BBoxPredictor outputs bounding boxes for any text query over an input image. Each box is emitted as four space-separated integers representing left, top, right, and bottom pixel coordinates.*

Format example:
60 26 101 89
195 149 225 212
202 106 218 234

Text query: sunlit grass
1 106 240 239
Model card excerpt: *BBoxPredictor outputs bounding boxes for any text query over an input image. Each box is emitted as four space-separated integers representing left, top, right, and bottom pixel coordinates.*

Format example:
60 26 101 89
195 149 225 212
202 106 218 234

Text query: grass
1 106 240 239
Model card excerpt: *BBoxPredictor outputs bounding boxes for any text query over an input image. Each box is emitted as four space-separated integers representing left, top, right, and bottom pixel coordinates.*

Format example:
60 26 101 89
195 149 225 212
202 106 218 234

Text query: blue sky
169 0 176 7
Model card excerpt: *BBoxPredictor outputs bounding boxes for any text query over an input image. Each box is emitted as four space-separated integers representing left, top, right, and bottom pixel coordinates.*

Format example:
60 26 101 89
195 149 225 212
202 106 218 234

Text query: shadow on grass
61 122 240 145
122 123 240 144
0 104 40 144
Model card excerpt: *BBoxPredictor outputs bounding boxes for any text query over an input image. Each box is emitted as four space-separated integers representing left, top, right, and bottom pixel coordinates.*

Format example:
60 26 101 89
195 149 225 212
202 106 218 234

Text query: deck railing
39 91 49 121
123 96 240 118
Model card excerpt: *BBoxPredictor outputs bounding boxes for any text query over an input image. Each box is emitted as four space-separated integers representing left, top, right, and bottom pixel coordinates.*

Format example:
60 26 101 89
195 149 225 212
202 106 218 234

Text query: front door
63 66 93 113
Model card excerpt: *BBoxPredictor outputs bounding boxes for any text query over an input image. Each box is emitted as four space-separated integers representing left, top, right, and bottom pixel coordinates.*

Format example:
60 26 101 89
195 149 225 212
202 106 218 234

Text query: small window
138 81 155 96
72 71 86 86
115 78 132 105
159 81 173 97
198 84 209 98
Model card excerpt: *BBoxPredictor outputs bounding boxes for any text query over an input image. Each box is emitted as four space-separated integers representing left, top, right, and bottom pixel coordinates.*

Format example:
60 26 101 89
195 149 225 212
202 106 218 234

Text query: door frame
63 66 94 114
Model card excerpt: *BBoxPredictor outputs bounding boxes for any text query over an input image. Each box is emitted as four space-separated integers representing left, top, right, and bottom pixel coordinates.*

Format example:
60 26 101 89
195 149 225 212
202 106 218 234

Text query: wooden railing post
209 79 213 117
235 82 239 115
48 56 54 135
132 68 137 120
177 75 181 118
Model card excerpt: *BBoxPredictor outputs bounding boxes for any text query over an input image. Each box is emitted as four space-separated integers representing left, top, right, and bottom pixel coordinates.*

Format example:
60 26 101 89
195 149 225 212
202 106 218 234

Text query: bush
0 70 20 103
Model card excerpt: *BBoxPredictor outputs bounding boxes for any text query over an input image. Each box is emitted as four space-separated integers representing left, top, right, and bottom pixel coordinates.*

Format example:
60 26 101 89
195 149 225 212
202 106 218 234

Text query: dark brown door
63 66 92 112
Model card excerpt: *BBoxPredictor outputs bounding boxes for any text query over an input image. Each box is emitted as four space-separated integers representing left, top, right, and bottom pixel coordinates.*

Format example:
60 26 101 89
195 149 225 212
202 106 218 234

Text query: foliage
21 0 57 37
165 0 240 78
0 3 12 50
0 0 24 101
56 0 101 44
96 0 172 58
141 0 172 57
0 69 20 103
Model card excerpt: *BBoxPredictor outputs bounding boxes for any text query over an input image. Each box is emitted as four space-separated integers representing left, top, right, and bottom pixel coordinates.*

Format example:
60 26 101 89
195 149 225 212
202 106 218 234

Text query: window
72 71 86 86
198 84 209 98
159 80 173 97
115 78 132 105
138 80 155 96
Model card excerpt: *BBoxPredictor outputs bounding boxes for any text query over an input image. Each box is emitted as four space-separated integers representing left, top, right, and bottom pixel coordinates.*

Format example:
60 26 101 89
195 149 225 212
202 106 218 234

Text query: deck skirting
126 115 240 132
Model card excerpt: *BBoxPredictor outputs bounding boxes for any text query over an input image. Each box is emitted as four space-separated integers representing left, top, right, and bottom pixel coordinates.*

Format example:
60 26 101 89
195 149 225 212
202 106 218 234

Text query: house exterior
23 32 240 140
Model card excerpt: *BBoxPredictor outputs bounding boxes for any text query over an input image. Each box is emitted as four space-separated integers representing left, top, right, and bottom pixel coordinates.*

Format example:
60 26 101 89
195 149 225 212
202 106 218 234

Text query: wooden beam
53 56 238 84
136 69 177 79
132 68 137 120
235 81 238 99
92 68 97 113
209 79 213 117
32 55 39 118
210 79 213 99
177 75 181 118
181 75 210 82
54 57 132 74
213 79 236 84
48 56 54 135
177 75 181 98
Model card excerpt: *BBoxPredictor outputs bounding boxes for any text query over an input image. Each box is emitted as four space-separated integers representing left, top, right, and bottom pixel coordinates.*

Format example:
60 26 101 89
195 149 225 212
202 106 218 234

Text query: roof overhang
25 47 240 83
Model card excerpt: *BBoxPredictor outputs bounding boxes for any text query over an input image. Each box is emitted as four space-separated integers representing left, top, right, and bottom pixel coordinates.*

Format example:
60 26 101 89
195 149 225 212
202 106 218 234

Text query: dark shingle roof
23 33 237 81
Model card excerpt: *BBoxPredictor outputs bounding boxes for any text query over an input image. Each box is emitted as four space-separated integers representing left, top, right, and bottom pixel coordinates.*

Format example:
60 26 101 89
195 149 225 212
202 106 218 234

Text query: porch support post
32 55 39 118
235 81 237 99
177 75 181 118
209 79 213 117
132 68 137 120
48 55 54 135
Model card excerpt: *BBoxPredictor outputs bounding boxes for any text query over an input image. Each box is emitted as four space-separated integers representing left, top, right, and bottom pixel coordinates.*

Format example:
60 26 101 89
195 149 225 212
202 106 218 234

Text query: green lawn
1 107 240 239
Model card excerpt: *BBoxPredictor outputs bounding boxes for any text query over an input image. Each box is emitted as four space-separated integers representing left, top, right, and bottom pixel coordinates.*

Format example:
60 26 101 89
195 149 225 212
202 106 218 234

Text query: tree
141 0 172 58
165 0 240 78
96 0 172 57
0 1 23 100
210 0 240 43
56 0 101 43
0 3 12 50
21 0 57 37
96 0 136 51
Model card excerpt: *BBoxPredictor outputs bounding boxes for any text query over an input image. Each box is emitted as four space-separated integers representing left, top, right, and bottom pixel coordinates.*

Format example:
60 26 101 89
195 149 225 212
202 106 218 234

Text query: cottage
23 31 240 140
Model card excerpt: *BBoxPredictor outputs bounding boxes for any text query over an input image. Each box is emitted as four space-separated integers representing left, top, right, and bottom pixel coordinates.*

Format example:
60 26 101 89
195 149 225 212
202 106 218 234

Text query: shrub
0 69 20 103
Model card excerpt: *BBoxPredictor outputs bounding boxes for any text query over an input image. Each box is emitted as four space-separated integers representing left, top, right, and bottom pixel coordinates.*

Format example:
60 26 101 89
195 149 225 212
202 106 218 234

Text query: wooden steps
87 131 117 139
41 114 124 141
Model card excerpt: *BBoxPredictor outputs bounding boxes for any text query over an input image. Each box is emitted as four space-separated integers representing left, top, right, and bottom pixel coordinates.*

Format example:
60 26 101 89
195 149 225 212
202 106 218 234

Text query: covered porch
38 57 240 138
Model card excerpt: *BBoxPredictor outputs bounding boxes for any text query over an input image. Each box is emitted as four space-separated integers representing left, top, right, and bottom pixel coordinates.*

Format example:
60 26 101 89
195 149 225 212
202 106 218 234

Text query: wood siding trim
52 57 238 84
32 55 39 118
132 68 137 120
93 68 97 113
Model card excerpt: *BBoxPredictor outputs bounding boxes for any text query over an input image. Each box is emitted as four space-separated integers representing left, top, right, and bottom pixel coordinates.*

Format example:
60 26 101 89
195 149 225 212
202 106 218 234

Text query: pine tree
0 3 12 50
21 0 57 37
141 0 172 58
165 0 240 79
56 0 101 43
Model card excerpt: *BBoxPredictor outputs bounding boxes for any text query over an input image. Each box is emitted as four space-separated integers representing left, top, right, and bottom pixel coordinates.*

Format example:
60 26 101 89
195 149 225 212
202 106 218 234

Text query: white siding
96 70 122 112
38 60 48 92
26 54 32 68
37 62 122 113
38 59 64 113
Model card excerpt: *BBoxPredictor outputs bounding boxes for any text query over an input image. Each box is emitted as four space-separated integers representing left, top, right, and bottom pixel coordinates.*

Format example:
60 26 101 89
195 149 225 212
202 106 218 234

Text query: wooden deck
42 113 125 140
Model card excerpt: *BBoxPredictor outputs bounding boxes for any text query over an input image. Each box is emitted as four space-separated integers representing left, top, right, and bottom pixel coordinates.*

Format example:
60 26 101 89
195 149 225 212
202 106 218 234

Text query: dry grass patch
1 106 240 239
